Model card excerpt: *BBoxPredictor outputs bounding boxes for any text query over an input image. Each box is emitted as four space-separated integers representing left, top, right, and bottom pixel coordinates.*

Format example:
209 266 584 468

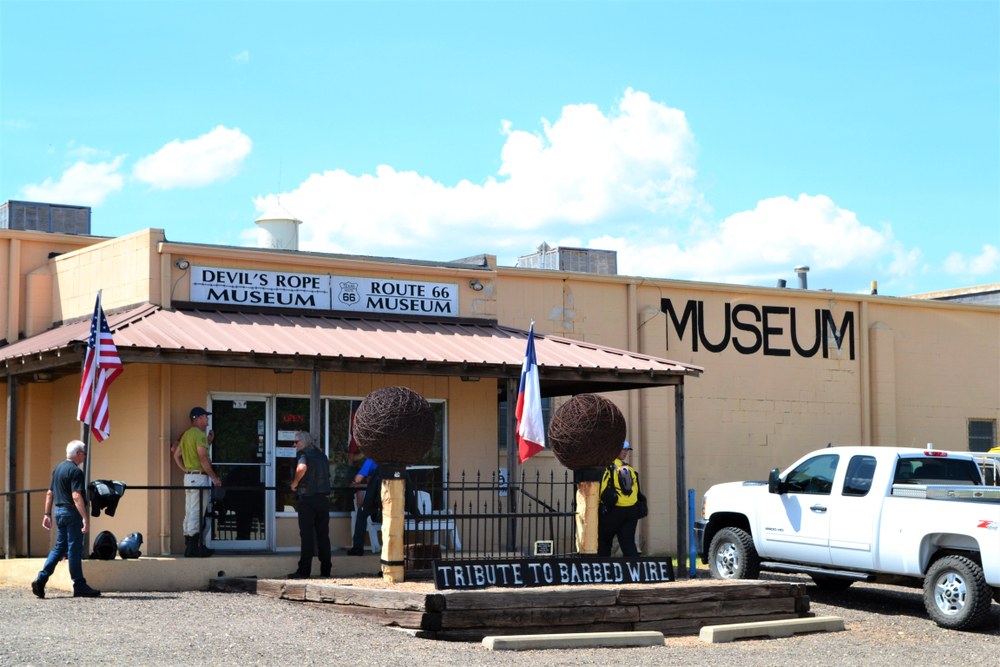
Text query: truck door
757 453 839 564
828 454 880 570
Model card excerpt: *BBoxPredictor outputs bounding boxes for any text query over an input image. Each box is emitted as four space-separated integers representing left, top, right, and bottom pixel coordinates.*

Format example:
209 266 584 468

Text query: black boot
184 536 198 558
196 535 215 558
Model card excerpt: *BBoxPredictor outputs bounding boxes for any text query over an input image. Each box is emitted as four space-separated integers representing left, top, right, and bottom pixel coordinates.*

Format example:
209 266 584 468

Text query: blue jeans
37 506 88 591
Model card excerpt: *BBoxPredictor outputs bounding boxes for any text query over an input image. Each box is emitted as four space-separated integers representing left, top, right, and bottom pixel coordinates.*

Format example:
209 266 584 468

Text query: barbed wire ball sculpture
353 386 436 465
547 394 627 469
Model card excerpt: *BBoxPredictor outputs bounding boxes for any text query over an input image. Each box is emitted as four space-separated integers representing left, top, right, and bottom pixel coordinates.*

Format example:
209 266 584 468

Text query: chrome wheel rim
933 571 967 616
714 541 740 578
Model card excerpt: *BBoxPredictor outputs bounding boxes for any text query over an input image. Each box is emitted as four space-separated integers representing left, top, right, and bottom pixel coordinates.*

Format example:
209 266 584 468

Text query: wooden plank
281 582 308 600
576 481 600 554
440 605 639 629
617 582 795 605
440 587 619 610
303 602 442 630
639 596 795 622
256 580 285 598
795 595 810 614
635 611 804 636
304 583 445 611
381 479 405 583
434 622 633 643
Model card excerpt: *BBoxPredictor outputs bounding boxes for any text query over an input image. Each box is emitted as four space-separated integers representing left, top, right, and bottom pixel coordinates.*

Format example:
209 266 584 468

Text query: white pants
184 474 212 539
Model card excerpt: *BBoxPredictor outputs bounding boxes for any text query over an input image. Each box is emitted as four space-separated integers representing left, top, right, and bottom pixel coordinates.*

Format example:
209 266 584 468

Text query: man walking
288 431 332 579
172 407 221 557
346 456 379 556
31 440 101 598
598 440 644 557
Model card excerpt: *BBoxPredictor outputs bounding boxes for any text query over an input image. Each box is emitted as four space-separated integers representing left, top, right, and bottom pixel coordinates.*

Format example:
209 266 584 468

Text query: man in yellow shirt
172 407 221 558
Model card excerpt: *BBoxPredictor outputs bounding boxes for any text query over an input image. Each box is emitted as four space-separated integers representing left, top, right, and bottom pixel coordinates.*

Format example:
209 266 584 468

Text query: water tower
255 204 302 251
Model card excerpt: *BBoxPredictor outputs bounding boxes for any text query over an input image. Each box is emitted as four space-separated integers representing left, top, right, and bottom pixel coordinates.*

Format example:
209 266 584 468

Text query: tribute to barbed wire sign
433 557 674 590
548 393 626 470
353 386 435 465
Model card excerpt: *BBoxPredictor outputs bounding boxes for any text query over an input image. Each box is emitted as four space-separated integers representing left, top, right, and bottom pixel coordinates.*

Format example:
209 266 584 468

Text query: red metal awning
0 303 701 394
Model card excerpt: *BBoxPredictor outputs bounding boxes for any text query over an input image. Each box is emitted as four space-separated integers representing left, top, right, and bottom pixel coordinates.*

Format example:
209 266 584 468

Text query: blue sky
2 1 997 295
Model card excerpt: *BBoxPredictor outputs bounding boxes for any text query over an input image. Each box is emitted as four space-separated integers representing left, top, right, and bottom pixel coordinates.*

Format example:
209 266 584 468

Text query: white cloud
256 89 700 256
67 142 110 159
252 89 921 290
233 50 249 63
590 194 916 286
943 245 1000 276
21 156 125 206
133 126 252 189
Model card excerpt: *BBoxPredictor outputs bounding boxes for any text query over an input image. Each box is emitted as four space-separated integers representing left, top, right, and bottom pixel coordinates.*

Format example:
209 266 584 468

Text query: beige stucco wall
0 230 99 343
51 229 165 324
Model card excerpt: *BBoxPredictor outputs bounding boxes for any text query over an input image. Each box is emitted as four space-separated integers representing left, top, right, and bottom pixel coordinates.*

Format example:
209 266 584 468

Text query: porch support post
574 468 601 555
674 378 687 578
4 375 18 558
505 378 518 552
310 369 321 445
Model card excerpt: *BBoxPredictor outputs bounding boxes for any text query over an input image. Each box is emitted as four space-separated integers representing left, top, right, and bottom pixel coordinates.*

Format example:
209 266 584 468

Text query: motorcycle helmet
90 530 118 560
117 532 143 559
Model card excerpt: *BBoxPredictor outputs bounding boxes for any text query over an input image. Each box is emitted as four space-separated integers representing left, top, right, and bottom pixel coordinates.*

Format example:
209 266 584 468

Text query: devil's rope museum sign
190 266 460 317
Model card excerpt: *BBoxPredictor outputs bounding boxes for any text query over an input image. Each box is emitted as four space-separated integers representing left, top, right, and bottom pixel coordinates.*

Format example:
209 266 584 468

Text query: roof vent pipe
255 205 302 251
776 279 787 288
794 265 809 290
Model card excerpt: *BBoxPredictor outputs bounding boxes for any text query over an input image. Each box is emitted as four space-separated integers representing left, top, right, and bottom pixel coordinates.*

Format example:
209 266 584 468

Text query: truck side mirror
768 468 783 494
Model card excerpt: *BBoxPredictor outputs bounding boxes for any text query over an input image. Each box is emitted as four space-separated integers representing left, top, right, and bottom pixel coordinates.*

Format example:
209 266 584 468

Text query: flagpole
81 290 101 554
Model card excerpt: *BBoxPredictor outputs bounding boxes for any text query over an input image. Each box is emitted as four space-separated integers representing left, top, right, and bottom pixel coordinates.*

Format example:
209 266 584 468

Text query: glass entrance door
206 396 272 550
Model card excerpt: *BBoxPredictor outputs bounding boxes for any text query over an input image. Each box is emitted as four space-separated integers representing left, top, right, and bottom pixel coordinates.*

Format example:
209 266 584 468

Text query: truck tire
922 555 993 631
708 527 760 580
810 575 853 591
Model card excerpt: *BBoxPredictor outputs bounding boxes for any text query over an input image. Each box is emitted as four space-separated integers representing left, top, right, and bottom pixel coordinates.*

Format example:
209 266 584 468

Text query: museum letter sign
190 266 459 317
662 298 855 360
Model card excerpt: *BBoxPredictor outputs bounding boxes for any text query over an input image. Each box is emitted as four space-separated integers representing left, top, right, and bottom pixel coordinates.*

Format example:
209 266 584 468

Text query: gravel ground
1 574 997 667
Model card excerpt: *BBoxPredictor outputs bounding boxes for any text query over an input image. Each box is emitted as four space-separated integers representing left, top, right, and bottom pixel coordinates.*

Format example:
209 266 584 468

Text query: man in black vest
31 440 101 598
287 431 332 579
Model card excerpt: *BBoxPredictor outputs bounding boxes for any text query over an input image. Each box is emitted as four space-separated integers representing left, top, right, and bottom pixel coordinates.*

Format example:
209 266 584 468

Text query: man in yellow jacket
598 441 645 557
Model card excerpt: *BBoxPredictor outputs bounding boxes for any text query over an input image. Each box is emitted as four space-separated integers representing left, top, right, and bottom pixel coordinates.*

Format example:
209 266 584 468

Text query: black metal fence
404 469 576 568
3 471 579 564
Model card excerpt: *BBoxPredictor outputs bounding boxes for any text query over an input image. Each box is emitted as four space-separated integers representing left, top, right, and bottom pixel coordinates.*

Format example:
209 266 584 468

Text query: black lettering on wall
661 299 698 352
698 301 731 353
791 308 822 358
731 304 762 354
762 306 791 357
823 310 855 360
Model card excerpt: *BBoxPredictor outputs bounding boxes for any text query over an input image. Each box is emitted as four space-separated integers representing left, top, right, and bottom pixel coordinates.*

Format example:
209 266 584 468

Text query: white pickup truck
694 446 1000 630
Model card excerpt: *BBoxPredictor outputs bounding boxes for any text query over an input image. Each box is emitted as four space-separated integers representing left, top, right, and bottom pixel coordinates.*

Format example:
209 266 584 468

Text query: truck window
843 455 877 496
893 458 983 486
784 454 840 495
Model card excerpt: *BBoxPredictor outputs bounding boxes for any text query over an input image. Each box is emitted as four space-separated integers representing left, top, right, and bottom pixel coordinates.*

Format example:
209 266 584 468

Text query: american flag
77 293 123 441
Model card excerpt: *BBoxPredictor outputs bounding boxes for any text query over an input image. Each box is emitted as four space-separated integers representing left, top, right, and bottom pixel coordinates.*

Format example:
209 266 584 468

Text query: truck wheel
810 575 853 591
708 527 760 580
923 555 993 631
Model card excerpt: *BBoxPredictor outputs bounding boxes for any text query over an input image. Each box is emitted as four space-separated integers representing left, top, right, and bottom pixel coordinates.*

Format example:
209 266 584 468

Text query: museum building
0 200 997 560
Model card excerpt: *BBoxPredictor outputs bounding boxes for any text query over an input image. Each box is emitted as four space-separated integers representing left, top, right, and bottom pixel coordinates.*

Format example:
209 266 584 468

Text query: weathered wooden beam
439 604 639 629
381 477 405 583
438 587 618 611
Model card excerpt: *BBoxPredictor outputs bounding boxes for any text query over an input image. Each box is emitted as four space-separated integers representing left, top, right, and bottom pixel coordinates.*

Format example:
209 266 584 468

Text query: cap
622 440 631 450
190 407 211 419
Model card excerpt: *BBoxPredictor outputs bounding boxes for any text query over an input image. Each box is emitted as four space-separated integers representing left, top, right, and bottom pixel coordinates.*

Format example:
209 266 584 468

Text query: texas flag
516 322 546 463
